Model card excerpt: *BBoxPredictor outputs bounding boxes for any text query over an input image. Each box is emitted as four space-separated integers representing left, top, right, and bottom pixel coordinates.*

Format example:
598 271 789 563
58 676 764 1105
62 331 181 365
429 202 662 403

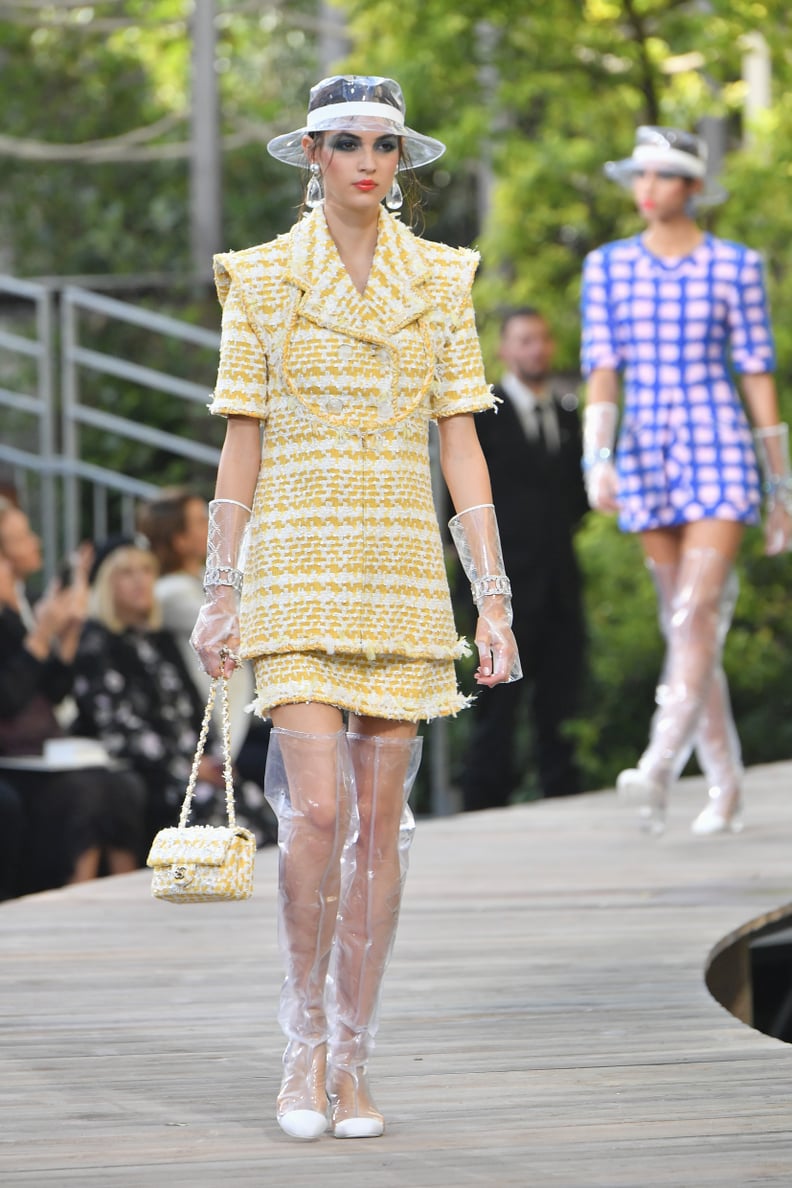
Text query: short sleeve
728 248 776 374
430 295 495 420
580 249 622 376
207 281 269 420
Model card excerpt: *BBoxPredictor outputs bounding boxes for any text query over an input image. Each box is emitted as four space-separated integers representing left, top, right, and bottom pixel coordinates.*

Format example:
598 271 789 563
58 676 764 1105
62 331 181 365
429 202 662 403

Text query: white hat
267 75 446 171
605 126 726 206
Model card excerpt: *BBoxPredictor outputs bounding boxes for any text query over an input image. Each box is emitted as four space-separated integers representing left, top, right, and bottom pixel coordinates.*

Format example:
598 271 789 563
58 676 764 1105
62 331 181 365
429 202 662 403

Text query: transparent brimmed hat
266 74 446 171
604 125 727 207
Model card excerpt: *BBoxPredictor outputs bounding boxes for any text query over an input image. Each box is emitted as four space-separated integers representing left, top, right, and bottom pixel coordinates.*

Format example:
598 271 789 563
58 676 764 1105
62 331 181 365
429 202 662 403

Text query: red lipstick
354 181 376 191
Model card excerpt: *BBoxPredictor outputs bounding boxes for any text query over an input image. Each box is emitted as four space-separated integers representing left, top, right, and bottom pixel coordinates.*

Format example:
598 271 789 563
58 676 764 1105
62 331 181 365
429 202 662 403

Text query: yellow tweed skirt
251 650 472 723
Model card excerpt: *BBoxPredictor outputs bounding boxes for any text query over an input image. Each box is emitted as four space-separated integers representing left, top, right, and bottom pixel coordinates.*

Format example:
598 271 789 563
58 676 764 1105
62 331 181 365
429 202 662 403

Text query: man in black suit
460 308 589 809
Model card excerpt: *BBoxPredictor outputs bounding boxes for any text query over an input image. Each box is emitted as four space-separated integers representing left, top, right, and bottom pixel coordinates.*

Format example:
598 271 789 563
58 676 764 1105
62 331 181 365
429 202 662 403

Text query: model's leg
327 717 421 1139
690 568 744 834
644 556 743 834
618 521 743 833
265 703 351 1141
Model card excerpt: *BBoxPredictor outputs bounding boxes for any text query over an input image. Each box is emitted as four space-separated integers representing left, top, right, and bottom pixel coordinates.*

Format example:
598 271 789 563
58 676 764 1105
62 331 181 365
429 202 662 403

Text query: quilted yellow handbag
146 667 255 903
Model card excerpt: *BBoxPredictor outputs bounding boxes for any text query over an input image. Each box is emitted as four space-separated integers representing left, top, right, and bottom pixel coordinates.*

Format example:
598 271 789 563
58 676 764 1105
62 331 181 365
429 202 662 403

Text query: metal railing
0 278 221 573
0 276 58 573
60 285 221 551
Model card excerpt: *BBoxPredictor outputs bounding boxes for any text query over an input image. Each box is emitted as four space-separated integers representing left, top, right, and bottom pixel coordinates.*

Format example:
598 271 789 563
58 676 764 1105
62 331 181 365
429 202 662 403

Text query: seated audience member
136 488 212 683
71 538 269 849
137 487 257 748
137 492 274 844
0 500 144 895
71 537 223 847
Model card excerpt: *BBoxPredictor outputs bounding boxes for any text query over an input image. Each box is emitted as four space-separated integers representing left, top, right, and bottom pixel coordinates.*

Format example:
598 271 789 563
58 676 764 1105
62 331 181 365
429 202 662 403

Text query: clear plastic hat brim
604 157 727 207
267 114 445 170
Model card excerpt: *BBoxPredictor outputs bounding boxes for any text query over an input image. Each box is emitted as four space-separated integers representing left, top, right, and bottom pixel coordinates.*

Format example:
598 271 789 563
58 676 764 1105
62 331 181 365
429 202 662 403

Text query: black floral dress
72 621 217 839
72 620 272 846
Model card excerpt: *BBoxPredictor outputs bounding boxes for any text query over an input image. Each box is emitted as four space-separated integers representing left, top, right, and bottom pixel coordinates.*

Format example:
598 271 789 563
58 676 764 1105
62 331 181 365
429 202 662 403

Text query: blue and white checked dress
581 234 775 533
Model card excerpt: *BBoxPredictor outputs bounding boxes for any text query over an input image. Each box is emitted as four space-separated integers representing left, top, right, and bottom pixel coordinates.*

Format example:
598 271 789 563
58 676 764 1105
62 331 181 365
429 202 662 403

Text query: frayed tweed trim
241 636 473 663
249 681 473 724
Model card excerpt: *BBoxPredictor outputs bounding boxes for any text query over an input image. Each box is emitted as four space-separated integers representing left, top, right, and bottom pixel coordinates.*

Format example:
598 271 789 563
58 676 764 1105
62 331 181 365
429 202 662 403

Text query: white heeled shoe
328 1066 385 1139
616 768 667 835
277 1108 328 1140
691 791 743 836
276 1040 329 1141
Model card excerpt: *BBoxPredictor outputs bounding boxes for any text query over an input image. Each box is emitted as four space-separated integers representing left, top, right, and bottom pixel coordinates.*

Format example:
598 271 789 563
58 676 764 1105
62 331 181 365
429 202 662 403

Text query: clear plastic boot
690 566 744 833
264 727 355 1140
617 549 736 833
327 733 422 1138
639 559 743 834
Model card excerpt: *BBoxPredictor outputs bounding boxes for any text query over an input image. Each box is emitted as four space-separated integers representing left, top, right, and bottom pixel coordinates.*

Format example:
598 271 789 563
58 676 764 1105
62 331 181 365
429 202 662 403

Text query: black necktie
535 402 547 450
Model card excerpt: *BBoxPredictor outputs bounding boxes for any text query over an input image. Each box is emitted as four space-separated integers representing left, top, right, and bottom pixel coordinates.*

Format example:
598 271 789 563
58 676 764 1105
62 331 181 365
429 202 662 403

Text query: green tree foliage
338 0 792 787
337 0 792 379
0 1 318 278
1 1 791 787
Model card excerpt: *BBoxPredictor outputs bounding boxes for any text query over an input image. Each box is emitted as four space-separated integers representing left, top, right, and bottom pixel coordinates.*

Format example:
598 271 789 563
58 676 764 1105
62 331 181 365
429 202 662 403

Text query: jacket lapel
287 208 432 343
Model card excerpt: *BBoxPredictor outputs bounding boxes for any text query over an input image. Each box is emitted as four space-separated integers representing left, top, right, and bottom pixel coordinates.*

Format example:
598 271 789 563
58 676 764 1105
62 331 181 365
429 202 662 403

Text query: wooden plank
1 763 792 1186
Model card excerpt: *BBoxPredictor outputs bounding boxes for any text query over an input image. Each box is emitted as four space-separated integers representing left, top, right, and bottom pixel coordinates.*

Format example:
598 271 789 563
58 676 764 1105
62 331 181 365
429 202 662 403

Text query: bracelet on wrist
582 446 613 473
471 574 512 607
204 565 243 593
763 475 792 492
764 477 792 515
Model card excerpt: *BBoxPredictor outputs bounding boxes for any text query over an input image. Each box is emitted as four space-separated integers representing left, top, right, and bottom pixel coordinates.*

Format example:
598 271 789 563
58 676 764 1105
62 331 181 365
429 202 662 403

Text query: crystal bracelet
204 565 243 593
764 476 792 513
471 574 512 608
582 446 613 472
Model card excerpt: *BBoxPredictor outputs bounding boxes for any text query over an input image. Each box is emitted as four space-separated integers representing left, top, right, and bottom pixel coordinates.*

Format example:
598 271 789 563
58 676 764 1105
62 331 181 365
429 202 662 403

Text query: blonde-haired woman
72 537 225 847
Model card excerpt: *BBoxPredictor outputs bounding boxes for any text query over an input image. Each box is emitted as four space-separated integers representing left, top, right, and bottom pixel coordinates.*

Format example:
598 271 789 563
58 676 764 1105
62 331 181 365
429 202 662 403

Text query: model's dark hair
136 486 201 576
500 306 546 334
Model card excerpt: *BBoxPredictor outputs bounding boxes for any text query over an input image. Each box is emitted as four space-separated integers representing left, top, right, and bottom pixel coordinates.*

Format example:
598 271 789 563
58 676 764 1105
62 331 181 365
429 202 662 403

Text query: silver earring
306 162 323 208
384 177 403 213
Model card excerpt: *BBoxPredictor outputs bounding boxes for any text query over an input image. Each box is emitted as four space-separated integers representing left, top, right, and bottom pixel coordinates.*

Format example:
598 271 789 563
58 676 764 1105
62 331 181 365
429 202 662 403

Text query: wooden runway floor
2 763 792 1187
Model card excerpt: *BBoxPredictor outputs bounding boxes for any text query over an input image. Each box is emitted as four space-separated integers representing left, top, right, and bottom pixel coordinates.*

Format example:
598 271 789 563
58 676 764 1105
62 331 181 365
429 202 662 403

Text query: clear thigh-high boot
641 560 743 835
326 733 422 1139
690 570 744 834
264 727 354 1140
617 548 736 834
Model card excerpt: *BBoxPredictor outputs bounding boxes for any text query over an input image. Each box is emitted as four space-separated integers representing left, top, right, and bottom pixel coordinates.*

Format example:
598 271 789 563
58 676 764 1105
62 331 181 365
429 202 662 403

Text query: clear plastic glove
754 425 792 556
448 503 522 684
204 498 251 589
190 586 240 679
582 402 619 514
764 499 792 556
474 596 521 686
585 459 619 513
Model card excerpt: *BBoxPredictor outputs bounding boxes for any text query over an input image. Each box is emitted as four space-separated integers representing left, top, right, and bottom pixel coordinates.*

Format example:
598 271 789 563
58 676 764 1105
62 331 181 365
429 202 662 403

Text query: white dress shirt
500 372 560 452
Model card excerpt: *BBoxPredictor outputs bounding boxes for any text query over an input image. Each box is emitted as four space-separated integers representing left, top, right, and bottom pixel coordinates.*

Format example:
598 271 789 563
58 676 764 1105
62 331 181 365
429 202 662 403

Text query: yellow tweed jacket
209 206 494 664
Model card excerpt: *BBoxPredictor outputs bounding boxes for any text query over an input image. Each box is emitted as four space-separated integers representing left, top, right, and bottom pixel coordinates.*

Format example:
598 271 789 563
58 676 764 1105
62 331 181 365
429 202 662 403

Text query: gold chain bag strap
146 663 255 902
